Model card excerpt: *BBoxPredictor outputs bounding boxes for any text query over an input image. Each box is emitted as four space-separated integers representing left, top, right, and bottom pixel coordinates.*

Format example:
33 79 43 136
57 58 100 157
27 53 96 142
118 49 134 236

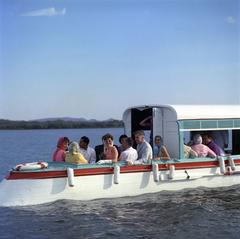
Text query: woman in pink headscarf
52 137 70 162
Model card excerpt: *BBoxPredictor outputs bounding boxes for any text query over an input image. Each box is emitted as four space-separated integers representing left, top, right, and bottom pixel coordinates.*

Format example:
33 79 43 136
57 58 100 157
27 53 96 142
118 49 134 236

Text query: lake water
0 128 240 239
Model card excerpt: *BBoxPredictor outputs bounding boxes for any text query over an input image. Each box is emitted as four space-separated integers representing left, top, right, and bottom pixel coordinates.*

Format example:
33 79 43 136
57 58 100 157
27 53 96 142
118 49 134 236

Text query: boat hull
0 166 240 207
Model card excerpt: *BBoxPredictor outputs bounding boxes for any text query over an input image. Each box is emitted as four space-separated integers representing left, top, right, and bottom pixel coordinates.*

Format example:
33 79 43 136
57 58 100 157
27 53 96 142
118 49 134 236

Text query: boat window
232 130 240 155
181 129 240 158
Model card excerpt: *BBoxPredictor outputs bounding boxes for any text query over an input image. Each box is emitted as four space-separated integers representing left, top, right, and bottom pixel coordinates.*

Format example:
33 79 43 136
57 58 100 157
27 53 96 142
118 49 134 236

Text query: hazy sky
0 0 239 120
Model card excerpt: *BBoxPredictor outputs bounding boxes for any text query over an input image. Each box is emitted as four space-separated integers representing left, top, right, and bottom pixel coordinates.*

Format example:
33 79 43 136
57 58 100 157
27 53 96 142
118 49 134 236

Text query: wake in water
1 186 240 239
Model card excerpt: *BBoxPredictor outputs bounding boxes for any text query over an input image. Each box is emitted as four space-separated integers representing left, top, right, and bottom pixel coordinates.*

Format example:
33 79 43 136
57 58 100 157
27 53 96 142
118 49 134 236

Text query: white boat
0 105 240 207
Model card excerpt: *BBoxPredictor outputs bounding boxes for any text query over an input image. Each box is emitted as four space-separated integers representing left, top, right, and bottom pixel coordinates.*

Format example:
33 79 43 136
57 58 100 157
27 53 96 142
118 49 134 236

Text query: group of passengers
185 133 225 158
52 131 225 165
52 130 170 165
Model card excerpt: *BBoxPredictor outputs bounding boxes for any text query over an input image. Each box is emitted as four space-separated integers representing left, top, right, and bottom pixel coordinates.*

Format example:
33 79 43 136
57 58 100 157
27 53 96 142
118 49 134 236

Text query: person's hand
127 161 133 166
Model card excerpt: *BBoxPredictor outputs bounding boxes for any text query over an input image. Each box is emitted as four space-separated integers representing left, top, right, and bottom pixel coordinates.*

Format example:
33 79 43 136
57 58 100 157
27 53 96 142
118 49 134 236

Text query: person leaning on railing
65 142 88 164
119 137 138 165
128 130 153 165
191 134 216 158
153 135 171 160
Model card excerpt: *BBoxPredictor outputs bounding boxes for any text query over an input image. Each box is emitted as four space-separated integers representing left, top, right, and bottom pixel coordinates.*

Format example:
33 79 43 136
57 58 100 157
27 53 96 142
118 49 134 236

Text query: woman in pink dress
102 134 119 163
52 137 70 162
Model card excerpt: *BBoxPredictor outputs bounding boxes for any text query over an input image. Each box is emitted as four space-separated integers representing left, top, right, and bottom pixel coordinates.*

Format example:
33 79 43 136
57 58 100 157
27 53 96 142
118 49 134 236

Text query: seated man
118 134 128 154
119 137 138 164
79 136 96 164
129 130 153 165
202 134 225 156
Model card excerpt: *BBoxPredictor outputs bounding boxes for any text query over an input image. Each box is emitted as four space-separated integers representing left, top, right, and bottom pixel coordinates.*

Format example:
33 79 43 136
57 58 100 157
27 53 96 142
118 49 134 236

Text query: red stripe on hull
6 159 240 180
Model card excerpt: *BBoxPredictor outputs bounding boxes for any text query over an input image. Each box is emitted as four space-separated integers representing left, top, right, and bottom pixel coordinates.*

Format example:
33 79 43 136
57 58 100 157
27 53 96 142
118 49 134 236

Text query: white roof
123 105 240 120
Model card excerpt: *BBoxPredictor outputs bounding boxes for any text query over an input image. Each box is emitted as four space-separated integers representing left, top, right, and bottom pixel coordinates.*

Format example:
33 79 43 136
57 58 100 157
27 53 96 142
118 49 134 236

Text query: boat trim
6 159 240 180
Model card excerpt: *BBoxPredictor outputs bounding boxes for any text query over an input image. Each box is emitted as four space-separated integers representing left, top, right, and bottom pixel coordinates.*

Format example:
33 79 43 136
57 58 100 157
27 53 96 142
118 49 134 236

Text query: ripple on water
1 186 240 239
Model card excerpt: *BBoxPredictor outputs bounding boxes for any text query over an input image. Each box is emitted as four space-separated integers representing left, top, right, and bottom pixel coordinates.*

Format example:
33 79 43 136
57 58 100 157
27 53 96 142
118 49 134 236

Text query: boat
0 105 240 207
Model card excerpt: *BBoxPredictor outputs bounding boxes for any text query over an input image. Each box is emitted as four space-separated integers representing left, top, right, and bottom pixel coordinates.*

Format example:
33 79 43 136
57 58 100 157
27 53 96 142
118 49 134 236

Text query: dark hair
63 137 70 143
125 137 133 147
134 130 145 136
119 134 128 144
80 136 89 145
155 135 163 141
102 133 114 141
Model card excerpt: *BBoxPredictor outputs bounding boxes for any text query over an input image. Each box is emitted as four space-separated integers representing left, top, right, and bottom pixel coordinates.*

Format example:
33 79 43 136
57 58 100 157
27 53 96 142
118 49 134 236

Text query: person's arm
189 148 198 158
156 146 170 160
119 151 126 161
90 149 96 164
137 147 151 164
111 146 119 163
62 151 66 161
76 153 88 164
139 116 152 127
207 147 217 158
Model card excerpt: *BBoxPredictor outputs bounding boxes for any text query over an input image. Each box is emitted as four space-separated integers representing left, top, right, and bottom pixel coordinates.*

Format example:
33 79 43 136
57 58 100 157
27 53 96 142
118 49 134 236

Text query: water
0 129 240 239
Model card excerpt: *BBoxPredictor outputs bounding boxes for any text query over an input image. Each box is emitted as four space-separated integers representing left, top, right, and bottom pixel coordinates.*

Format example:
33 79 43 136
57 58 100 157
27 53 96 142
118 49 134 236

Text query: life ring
14 162 48 171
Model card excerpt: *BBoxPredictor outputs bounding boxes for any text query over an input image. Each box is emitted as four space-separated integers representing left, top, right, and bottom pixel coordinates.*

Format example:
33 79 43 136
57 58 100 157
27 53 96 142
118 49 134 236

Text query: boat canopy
122 105 240 159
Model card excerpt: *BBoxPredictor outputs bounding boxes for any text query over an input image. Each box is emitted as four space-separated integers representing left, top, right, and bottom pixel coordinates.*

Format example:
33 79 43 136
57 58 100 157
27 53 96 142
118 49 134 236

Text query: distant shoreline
0 119 123 130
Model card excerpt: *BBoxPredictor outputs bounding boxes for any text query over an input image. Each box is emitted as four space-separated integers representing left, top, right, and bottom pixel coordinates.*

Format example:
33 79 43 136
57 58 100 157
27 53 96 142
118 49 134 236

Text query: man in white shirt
79 136 96 164
134 130 153 165
119 137 138 164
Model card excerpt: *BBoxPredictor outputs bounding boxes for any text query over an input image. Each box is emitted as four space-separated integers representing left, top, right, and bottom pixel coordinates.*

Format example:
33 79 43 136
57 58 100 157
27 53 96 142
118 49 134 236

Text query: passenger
153 135 171 160
139 115 153 146
65 141 88 164
79 136 96 164
184 144 198 158
191 134 216 158
131 130 153 165
101 134 119 163
118 134 128 154
95 135 119 162
119 137 138 164
52 137 70 162
202 134 225 156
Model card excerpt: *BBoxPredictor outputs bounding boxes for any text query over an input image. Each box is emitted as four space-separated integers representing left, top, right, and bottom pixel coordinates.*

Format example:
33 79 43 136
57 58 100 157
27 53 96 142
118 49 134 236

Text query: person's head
68 141 80 154
154 135 163 146
79 136 90 149
134 130 145 144
102 133 114 147
57 137 70 150
119 134 128 145
122 137 134 150
193 134 202 145
202 134 212 145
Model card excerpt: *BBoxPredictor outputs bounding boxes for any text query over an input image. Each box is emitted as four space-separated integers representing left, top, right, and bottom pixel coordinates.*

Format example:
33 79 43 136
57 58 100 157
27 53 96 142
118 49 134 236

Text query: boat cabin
123 105 240 159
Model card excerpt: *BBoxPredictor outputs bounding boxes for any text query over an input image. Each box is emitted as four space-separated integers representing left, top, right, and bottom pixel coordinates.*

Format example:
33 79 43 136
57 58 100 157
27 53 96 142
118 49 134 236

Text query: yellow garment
65 152 88 164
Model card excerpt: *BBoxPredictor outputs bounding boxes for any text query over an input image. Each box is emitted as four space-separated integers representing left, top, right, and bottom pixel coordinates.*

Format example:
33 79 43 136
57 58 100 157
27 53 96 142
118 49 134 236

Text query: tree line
0 119 123 130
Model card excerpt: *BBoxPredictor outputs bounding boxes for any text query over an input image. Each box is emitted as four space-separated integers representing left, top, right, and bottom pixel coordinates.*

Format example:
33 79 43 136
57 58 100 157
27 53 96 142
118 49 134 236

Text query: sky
0 0 239 120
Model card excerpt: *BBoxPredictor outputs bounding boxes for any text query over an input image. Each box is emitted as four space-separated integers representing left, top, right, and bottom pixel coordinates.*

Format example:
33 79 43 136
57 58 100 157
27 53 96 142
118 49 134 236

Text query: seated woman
191 134 216 158
52 137 70 162
101 133 119 163
65 141 88 164
153 135 170 160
